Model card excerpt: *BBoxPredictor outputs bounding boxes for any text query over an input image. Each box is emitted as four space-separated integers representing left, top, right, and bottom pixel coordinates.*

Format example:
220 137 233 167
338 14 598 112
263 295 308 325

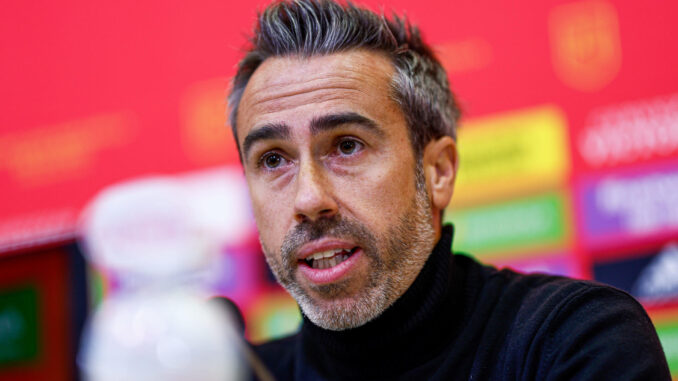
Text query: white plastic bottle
78 177 244 381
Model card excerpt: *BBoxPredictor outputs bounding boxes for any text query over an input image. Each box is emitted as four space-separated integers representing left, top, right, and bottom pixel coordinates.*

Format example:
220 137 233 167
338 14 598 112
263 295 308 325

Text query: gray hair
228 0 460 160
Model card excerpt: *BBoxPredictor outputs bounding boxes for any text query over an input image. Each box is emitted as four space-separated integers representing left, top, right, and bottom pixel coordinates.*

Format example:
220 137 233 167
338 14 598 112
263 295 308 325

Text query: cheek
337 157 417 227
248 179 293 248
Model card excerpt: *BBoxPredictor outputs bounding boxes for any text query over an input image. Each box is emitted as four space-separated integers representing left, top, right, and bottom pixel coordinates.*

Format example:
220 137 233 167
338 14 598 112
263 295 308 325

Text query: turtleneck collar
299 225 464 379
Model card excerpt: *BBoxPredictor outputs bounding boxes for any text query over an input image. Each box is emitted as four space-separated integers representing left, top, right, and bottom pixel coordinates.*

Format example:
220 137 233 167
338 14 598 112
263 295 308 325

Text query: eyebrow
242 123 290 159
242 112 383 159
310 112 383 137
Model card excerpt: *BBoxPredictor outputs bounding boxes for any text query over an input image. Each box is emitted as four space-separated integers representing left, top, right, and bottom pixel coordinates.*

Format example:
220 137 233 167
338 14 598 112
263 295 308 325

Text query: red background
2 0 678 377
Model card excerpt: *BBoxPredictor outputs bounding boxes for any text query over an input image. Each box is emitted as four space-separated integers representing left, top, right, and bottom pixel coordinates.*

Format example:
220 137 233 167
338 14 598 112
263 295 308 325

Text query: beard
260 164 436 331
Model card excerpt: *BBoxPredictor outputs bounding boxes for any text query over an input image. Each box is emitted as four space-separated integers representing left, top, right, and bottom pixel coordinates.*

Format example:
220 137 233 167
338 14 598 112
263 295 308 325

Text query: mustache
280 215 375 263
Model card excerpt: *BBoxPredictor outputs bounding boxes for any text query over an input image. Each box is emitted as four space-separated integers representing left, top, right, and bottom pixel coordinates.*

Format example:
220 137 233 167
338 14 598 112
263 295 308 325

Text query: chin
294 284 394 331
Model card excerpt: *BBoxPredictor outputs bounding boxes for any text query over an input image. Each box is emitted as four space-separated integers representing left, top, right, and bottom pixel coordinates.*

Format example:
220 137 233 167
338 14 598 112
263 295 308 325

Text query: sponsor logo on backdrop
633 243 678 304
578 93 678 168
452 106 570 207
0 113 136 186
446 192 569 258
654 320 678 375
549 0 621 91
579 165 678 245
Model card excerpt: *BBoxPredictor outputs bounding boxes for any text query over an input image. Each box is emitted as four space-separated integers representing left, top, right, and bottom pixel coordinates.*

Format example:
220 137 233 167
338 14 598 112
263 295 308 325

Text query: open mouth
301 247 359 270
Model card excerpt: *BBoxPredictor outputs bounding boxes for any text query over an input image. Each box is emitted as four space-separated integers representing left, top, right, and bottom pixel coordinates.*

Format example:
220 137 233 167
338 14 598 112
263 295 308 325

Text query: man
227 0 670 379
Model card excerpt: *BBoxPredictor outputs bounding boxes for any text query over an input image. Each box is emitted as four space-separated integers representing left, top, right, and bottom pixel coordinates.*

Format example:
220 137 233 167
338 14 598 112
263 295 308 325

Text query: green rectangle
655 321 678 376
0 285 40 367
445 193 567 256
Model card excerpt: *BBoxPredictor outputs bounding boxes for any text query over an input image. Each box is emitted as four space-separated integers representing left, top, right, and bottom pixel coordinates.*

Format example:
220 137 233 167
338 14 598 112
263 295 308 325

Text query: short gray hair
228 0 460 160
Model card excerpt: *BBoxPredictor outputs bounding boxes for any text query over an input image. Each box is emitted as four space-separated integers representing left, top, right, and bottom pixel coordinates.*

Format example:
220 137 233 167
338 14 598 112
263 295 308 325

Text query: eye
338 139 362 155
260 152 286 169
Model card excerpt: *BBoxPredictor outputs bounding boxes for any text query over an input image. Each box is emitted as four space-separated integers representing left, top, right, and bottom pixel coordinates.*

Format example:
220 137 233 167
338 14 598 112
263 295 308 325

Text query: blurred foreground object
78 177 244 381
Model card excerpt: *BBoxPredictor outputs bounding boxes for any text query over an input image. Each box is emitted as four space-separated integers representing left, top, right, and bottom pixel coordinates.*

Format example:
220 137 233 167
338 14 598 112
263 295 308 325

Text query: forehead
236 50 402 141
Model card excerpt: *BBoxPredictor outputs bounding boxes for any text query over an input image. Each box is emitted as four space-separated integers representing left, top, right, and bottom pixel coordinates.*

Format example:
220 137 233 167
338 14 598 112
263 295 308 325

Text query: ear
422 136 458 220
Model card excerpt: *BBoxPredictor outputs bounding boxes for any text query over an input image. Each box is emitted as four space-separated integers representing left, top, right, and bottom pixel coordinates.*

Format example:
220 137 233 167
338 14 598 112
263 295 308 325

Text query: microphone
210 296 276 381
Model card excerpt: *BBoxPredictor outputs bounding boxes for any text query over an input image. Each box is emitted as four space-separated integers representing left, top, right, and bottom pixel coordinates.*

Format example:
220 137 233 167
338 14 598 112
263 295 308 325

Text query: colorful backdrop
2 0 678 378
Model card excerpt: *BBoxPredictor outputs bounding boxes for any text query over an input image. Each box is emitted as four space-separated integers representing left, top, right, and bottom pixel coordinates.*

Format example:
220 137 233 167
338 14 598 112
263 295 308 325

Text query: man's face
236 50 437 330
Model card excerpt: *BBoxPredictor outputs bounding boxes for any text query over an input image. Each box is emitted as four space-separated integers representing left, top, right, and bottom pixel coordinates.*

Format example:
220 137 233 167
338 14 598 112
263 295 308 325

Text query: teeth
308 248 345 261
306 248 356 269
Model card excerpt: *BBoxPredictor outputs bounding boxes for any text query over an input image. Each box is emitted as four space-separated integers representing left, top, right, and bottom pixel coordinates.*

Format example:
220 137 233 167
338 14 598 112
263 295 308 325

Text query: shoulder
494 266 655 335
454 254 670 379
455 253 652 321
499 268 669 379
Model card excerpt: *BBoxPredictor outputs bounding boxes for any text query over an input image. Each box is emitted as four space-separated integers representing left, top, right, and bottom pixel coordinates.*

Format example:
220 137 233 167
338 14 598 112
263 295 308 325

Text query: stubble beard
261 165 436 331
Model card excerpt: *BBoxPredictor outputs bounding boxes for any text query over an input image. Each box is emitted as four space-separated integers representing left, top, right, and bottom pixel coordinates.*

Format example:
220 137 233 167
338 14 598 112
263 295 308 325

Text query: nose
293 160 338 223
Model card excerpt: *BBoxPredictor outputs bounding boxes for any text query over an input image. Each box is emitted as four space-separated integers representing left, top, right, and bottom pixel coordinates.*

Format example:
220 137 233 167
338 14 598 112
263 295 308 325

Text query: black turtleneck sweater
252 226 670 380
